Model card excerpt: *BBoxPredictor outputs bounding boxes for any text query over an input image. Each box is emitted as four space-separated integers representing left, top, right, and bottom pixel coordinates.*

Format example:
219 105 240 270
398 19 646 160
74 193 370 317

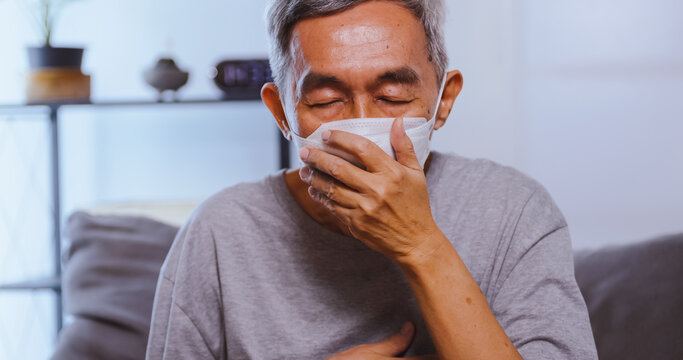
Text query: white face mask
290 74 448 169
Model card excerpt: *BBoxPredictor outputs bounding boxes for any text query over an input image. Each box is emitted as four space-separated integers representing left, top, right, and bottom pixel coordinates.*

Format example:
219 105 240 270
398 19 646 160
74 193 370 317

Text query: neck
283 152 433 236
284 169 351 236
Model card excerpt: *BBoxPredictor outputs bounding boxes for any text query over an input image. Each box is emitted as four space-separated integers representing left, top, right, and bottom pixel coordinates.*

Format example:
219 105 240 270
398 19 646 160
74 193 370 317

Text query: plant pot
27 46 84 70
25 46 90 104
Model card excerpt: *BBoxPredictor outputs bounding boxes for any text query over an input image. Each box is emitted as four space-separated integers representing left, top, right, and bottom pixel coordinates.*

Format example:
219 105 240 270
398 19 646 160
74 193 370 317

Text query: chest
219 242 437 358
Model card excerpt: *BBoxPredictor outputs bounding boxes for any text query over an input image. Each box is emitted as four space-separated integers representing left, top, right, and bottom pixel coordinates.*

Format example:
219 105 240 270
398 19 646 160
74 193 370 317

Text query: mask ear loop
282 97 303 141
427 74 449 142
432 74 449 122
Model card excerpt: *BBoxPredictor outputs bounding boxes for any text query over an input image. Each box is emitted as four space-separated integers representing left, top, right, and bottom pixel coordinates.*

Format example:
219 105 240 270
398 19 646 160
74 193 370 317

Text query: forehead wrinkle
329 23 393 48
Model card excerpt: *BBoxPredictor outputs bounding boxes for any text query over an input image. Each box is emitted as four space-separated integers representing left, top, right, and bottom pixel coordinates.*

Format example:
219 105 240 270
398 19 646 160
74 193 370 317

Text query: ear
261 82 293 140
434 70 463 131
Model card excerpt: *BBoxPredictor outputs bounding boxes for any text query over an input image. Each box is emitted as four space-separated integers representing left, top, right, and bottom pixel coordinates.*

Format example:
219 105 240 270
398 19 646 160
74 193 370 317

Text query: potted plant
1 0 85 68
1 0 90 103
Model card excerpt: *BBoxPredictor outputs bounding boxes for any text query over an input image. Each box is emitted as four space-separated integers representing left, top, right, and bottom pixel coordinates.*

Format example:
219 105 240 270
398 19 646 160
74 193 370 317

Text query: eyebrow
298 66 421 97
374 67 421 88
298 72 347 98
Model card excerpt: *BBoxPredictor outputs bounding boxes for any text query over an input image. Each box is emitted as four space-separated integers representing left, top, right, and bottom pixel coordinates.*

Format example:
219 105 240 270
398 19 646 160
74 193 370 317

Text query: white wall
520 0 683 248
436 0 525 169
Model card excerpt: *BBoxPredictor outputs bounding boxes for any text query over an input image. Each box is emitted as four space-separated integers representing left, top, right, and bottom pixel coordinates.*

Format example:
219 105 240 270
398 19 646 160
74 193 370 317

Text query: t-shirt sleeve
489 185 598 360
145 213 226 360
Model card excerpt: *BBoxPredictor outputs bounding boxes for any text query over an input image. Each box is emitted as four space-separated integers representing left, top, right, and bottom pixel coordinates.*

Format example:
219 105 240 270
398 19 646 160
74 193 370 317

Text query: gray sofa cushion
574 233 683 360
52 211 179 360
52 317 152 360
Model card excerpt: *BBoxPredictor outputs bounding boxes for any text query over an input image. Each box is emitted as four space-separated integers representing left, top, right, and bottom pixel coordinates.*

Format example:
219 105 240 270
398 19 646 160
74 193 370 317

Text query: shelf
0 276 61 291
0 91 288 338
0 97 261 111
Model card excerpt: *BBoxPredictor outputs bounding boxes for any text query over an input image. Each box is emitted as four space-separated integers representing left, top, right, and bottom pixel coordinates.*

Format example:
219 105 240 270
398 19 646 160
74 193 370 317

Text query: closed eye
310 100 342 108
379 98 413 105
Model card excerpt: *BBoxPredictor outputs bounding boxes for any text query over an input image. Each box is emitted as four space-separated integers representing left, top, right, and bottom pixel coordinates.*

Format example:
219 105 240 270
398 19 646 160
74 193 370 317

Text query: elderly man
147 1 598 359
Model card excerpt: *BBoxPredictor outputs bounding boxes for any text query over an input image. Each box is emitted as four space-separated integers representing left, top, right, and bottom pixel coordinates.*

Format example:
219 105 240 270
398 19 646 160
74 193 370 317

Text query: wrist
395 227 450 274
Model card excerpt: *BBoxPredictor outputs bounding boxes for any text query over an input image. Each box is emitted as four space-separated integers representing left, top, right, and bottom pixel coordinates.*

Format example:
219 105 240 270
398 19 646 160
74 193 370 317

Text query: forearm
396 231 522 360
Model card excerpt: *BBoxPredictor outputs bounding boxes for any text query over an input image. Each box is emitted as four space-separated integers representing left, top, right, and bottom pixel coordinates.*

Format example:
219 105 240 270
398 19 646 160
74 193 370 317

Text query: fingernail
400 322 412 335
322 130 331 142
299 147 309 161
300 166 311 179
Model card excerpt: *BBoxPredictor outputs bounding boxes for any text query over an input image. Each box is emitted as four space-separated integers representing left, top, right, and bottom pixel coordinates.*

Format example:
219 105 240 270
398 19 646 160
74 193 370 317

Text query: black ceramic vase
144 58 189 102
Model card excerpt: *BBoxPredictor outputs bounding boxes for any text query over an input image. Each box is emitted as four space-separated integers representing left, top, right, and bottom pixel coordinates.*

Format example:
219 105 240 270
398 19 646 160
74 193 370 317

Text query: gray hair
265 0 448 94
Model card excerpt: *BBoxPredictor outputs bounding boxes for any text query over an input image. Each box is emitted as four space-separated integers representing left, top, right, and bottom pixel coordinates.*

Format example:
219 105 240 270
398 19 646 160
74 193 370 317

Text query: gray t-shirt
146 151 598 359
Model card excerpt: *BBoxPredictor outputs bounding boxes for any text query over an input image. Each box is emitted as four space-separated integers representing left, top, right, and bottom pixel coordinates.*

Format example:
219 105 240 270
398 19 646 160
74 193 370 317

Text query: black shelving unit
0 98 290 336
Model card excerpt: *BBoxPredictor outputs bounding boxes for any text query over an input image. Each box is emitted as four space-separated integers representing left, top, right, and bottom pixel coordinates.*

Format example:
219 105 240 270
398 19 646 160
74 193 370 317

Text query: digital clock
210 59 273 100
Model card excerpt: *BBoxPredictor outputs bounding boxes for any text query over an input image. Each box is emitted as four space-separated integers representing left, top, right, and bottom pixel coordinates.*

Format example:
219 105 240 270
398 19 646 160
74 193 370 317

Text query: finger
322 130 395 172
300 166 361 209
300 146 375 193
390 117 421 170
308 187 353 224
365 322 415 356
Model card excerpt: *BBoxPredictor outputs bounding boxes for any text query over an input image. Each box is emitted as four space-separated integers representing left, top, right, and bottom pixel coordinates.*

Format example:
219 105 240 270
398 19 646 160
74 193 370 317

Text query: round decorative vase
143 58 189 101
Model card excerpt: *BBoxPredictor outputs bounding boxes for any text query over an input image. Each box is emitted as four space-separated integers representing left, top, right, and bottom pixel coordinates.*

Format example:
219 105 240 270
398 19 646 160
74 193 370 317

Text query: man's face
284 1 443 138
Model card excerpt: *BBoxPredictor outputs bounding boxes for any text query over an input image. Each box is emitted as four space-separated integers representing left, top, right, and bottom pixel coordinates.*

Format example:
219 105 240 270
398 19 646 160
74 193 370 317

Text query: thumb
390 117 421 169
365 322 415 356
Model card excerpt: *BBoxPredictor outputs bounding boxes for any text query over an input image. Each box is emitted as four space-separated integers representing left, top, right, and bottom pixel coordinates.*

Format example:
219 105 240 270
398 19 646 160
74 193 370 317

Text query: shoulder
432 151 559 215
159 173 281 274
467 156 565 226
434 151 541 197
431 151 568 244
185 172 280 229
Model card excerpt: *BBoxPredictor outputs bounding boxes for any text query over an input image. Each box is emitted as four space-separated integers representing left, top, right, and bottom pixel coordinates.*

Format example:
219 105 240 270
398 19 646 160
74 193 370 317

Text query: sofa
51 210 683 360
